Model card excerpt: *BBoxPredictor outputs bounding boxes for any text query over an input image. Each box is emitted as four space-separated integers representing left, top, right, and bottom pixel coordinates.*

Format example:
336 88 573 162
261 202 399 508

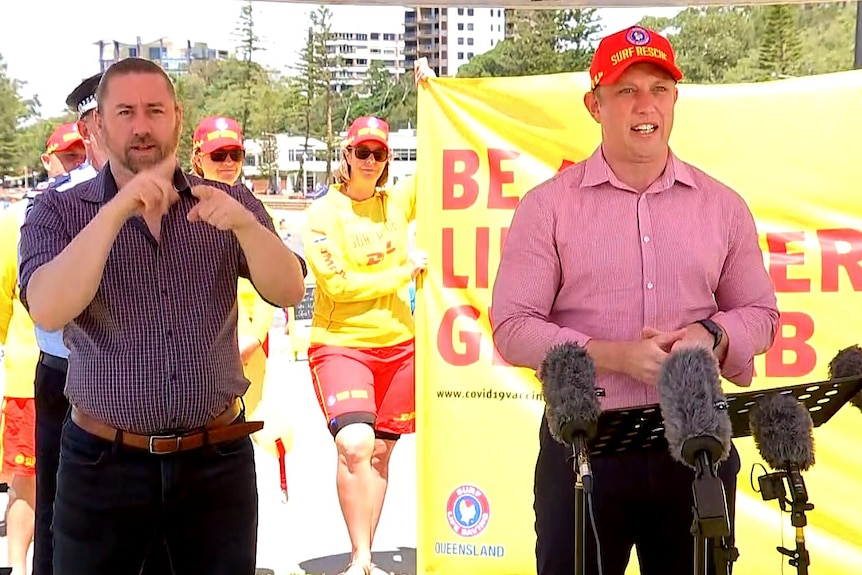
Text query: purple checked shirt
18 165 302 434
491 147 780 410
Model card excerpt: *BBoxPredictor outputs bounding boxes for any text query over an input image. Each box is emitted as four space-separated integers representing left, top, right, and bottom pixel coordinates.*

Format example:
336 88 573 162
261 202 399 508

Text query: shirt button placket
158 251 176 430
638 195 658 326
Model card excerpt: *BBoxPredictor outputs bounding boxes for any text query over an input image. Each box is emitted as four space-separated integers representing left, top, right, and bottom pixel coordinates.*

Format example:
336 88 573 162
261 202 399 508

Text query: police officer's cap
65 72 103 119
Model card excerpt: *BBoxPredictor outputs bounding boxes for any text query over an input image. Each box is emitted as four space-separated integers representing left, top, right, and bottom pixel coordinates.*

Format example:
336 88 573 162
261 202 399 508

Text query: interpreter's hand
623 327 687 385
407 249 428 279
113 159 179 220
187 185 257 232
414 58 436 85
239 335 261 364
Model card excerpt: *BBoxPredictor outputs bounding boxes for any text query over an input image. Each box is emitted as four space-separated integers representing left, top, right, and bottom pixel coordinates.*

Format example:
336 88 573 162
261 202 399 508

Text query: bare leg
335 423 376 572
8 475 36 575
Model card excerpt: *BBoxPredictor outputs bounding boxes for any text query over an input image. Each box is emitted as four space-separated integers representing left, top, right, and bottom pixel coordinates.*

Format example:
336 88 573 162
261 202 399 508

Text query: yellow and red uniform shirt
302 178 416 349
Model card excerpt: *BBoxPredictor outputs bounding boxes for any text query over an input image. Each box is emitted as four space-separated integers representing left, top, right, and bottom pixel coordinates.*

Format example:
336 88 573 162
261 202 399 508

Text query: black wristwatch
696 319 723 350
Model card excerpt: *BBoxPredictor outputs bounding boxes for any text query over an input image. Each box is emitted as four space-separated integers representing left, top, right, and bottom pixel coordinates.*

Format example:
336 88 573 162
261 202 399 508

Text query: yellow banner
414 70 862 574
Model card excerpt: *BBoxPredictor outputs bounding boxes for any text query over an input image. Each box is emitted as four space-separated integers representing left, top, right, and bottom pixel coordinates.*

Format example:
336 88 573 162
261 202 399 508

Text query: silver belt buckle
148 434 181 454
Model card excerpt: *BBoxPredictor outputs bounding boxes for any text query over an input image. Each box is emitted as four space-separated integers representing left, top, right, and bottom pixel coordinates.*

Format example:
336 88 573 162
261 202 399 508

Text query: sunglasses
210 149 244 163
352 146 388 162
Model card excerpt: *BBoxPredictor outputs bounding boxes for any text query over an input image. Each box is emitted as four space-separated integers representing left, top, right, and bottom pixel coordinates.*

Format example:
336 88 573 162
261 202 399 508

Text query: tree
252 75 302 192
173 69 208 172
640 8 759 84
311 6 338 183
233 0 264 133
292 6 341 189
258 133 278 192
0 54 37 178
458 9 601 78
172 57 300 173
639 4 855 84
292 28 322 193
758 5 804 79
16 116 75 179
795 3 857 75
337 61 417 130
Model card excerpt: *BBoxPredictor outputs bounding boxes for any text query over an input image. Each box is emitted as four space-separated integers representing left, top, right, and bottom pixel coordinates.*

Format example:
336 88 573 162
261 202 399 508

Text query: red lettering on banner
442 150 480 210
437 305 482 366
441 149 520 210
487 149 520 209
817 229 862 292
476 227 490 289
437 305 511 367
766 232 810 292
441 227 509 289
442 228 469 288
763 229 862 293
763 311 816 377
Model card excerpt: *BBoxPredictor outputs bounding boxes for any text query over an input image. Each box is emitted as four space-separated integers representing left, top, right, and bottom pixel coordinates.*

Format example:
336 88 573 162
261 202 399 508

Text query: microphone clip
569 434 593 494
755 471 815 524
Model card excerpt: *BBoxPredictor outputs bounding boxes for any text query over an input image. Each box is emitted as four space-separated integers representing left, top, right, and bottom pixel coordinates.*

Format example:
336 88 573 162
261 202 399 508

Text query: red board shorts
309 339 415 439
1 397 36 478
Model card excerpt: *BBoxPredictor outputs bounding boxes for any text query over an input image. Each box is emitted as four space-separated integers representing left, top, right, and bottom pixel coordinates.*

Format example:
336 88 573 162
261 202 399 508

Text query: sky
0 1 682 118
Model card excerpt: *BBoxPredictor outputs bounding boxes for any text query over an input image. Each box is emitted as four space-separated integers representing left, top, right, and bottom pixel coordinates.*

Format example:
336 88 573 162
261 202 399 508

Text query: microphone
828 344 862 411
749 392 815 505
658 348 732 469
658 347 732 539
539 342 601 493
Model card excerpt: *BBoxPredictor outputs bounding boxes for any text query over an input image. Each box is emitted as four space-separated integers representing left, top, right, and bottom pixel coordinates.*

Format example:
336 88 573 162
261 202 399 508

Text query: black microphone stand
779 484 813 575
756 468 813 574
683 438 738 575
571 434 592 575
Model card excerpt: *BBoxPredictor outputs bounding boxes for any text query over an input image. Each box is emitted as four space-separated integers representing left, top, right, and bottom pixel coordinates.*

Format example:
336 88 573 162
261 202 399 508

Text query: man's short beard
113 121 181 174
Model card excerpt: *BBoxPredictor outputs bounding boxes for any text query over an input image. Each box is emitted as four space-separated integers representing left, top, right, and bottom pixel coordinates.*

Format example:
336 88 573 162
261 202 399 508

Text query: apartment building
328 27 406 91
404 6 506 76
95 37 231 74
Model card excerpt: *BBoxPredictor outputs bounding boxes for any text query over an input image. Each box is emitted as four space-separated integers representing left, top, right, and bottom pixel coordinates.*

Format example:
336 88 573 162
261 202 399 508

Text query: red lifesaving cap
45 122 84 155
589 26 683 90
193 116 244 154
344 116 389 149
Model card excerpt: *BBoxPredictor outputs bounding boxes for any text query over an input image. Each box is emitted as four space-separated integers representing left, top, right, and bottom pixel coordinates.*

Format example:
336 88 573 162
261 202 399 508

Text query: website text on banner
413 70 862 575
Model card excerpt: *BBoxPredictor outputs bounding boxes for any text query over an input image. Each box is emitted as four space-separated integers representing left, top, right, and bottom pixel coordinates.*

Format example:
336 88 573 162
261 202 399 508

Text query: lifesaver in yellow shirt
236 278 295 457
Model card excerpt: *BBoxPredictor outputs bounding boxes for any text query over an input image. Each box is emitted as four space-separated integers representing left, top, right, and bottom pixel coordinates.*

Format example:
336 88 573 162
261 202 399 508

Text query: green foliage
337 62 418 128
0 54 38 177
640 8 759 84
172 58 299 172
458 9 601 78
234 0 264 133
17 115 76 178
758 5 804 79
640 3 857 84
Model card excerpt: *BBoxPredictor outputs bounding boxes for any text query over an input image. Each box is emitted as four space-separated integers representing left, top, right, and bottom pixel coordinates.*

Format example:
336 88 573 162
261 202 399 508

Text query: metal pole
855 1 862 69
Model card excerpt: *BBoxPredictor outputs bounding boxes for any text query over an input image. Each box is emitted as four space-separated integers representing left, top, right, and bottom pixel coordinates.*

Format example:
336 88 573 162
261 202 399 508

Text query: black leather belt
39 352 68 374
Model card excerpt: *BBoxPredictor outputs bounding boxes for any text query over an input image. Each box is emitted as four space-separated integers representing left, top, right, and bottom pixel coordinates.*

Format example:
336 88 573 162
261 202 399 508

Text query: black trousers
33 355 69 575
535 415 740 575
53 420 258 575
32 353 173 575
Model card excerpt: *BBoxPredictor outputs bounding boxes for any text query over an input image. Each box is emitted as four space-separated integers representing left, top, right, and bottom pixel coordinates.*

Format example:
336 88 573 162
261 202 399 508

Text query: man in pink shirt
491 26 779 575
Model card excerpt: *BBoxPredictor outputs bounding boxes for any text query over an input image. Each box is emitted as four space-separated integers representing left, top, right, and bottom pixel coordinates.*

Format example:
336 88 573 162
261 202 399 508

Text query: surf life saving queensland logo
447 484 490 537
436 484 505 558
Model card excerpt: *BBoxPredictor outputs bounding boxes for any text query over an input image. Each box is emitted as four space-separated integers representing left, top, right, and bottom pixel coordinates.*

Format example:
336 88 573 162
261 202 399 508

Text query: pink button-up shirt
491 147 779 410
